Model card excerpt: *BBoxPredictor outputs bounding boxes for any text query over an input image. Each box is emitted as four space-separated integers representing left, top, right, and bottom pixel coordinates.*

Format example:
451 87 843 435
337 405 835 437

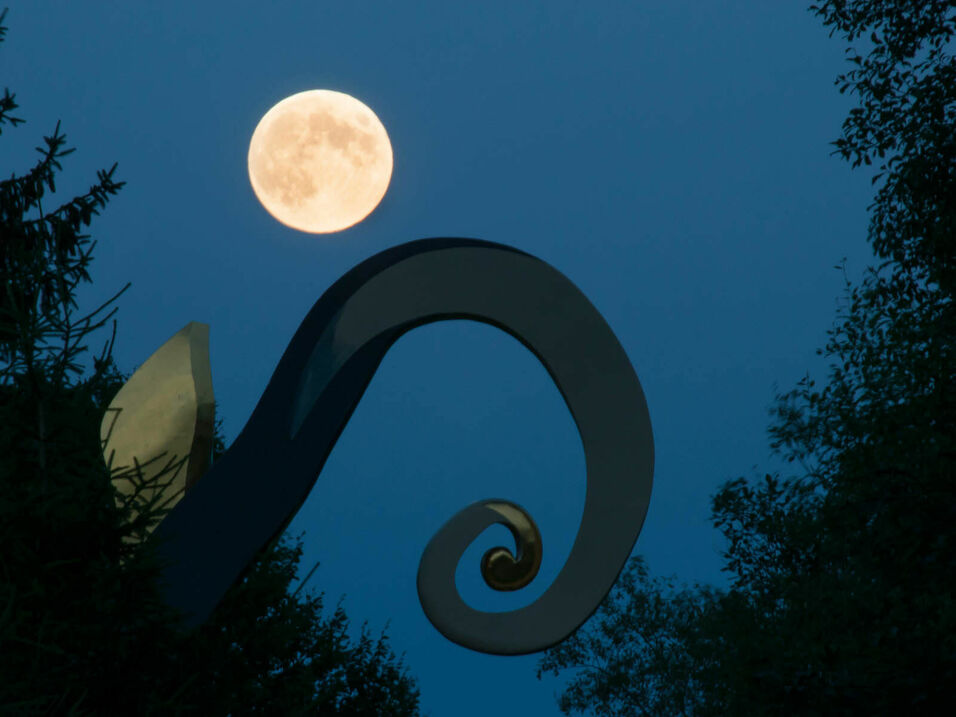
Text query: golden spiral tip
479 501 543 592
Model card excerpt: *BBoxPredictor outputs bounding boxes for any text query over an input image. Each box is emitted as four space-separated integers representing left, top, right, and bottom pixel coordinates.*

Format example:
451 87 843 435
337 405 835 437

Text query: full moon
247 89 393 233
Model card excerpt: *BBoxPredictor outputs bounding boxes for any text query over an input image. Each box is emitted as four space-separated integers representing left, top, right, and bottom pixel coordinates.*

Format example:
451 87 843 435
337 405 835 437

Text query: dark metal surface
151 237 654 655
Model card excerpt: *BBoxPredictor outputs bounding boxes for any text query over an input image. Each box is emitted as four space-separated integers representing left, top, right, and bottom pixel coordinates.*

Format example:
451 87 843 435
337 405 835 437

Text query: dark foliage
537 558 724 717
0 11 419 714
539 2 955 714
810 0 955 294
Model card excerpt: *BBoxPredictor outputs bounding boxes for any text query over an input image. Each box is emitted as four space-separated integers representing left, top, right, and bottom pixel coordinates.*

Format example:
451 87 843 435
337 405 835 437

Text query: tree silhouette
539 1 955 714
0 11 420 714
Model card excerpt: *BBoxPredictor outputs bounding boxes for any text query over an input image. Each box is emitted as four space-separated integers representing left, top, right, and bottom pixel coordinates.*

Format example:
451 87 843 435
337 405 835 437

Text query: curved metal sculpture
151 237 654 656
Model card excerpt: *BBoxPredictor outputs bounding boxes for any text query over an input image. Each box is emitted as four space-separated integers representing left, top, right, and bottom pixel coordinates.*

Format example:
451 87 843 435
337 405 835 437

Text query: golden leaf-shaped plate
101 321 214 537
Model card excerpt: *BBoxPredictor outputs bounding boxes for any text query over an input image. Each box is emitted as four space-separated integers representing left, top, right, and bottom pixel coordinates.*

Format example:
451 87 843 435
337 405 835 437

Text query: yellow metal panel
101 322 214 537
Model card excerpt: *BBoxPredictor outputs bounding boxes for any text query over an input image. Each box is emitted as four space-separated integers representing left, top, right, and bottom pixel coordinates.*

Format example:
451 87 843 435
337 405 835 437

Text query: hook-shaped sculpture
151 237 654 656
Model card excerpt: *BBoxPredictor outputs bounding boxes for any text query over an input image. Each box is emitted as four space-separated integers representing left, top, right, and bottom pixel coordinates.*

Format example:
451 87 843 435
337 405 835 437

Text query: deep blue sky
7 2 878 714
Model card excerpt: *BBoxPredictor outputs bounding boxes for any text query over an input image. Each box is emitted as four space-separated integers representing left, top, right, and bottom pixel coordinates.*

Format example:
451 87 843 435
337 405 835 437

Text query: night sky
6 2 878 714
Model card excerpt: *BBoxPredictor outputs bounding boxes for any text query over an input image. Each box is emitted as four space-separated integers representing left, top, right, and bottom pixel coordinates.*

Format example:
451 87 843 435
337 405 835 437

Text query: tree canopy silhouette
538 1 955 714
0 11 420 714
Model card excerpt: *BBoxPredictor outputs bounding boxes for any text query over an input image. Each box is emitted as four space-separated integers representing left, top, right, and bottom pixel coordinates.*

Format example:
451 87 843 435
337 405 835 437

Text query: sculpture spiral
151 238 654 655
